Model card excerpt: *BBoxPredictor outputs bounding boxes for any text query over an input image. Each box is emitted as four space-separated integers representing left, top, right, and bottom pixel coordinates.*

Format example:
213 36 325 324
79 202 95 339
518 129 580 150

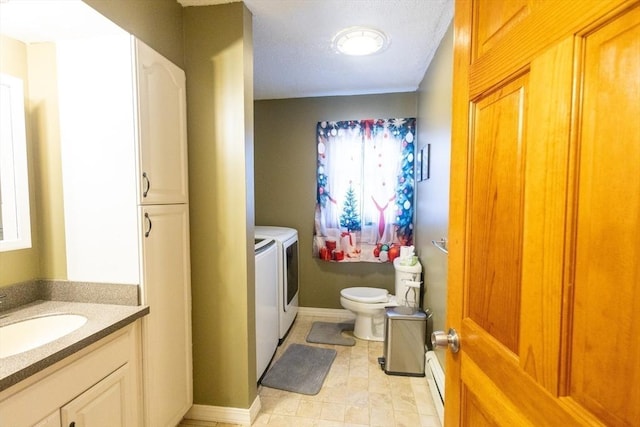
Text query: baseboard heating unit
426 351 444 424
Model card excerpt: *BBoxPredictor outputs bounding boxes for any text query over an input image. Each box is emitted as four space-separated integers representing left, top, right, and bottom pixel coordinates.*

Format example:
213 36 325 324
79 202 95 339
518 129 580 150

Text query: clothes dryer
255 226 299 342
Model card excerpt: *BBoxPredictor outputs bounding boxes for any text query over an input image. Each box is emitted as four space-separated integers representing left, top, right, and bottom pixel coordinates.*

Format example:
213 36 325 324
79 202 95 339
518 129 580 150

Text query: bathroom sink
0 314 88 358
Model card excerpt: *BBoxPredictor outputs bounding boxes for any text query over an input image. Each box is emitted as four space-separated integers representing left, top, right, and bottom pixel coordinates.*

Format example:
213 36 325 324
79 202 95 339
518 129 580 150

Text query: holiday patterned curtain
314 118 416 263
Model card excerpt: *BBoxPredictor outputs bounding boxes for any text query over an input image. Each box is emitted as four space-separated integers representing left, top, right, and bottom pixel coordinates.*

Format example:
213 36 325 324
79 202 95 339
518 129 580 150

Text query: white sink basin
0 314 88 358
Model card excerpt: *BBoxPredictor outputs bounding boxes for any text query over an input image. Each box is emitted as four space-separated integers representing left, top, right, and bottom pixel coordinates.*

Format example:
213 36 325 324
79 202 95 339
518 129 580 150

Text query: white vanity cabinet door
60 364 130 427
135 39 188 205
139 204 192 427
34 411 62 427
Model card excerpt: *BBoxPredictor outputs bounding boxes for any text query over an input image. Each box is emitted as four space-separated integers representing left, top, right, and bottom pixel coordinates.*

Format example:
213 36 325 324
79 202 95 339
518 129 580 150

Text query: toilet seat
339 258 422 342
341 287 390 303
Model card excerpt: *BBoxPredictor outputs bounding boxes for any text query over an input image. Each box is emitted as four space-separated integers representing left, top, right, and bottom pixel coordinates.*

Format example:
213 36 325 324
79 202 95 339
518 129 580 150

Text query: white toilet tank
394 257 422 307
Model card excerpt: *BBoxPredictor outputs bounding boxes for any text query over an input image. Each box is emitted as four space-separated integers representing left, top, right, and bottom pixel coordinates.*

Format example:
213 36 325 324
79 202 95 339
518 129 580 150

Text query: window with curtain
314 118 416 263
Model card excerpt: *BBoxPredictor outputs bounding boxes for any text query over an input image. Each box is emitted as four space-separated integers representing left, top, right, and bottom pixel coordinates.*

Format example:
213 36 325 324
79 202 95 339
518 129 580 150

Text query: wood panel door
446 0 640 425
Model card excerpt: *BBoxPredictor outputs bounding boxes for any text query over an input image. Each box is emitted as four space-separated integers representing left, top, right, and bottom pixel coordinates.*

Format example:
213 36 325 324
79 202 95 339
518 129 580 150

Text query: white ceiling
0 1 128 43
179 0 454 100
0 0 454 101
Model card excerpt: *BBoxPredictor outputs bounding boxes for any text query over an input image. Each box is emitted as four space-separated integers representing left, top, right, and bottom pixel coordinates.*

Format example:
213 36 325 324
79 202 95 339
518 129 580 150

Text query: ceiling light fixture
332 26 389 56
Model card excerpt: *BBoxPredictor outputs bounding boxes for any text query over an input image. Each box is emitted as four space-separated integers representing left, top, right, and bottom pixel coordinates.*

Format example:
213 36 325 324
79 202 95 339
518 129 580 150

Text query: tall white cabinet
57 35 192 427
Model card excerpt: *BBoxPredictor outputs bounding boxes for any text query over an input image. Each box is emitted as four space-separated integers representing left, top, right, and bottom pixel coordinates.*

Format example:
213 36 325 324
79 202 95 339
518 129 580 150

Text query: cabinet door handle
144 212 152 237
142 172 150 198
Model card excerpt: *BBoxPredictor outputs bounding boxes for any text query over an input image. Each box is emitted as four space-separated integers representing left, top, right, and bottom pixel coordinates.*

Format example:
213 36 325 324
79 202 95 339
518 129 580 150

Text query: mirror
0 73 31 251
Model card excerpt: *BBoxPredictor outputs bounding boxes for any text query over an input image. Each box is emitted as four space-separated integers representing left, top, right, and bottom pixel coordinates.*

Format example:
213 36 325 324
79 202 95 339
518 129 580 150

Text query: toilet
340 258 423 341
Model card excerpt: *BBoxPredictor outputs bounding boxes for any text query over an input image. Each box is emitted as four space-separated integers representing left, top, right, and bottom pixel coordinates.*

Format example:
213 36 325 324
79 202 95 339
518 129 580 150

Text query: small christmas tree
340 185 361 232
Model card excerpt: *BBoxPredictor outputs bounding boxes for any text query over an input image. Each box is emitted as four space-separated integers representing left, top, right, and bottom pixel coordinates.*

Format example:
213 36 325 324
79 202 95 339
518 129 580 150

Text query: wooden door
447 0 640 425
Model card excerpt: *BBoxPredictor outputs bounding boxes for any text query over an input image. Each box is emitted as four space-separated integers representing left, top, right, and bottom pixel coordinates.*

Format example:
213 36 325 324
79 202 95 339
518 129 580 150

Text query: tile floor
180 314 442 427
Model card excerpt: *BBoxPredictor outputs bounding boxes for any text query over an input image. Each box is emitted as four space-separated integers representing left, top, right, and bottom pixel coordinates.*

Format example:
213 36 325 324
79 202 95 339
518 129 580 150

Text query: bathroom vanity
0 298 148 426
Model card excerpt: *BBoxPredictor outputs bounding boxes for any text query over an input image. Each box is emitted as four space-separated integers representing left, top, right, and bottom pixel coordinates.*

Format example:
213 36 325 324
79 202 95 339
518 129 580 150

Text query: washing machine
254 237 278 379
255 226 299 342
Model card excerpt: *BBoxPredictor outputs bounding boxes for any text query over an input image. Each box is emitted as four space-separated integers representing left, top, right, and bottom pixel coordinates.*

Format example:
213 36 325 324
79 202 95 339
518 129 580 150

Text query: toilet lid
341 287 389 303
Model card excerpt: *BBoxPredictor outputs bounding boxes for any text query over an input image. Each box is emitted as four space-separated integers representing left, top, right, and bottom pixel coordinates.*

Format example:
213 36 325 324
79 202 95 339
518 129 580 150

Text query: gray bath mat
306 321 356 346
261 343 336 395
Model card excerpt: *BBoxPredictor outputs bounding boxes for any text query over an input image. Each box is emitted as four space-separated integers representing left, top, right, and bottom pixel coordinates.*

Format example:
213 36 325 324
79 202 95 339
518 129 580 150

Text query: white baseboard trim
184 395 261 426
297 306 355 319
425 351 445 425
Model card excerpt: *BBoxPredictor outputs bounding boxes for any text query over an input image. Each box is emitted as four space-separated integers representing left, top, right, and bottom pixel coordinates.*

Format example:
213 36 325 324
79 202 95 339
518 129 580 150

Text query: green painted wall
27 43 68 282
415 23 453 370
184 3 256 409
83 0 184 68
254 93 417 309
0 36 40 287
